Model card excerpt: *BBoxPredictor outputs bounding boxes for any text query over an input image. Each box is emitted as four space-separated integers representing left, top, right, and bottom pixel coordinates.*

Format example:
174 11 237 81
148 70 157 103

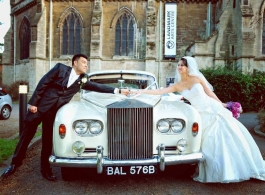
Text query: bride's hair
180 58 188 67
175 56 214 91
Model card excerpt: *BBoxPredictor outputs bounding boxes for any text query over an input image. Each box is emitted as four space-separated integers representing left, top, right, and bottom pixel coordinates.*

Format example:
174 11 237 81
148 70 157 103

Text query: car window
173 91 181 95
89 73 157 90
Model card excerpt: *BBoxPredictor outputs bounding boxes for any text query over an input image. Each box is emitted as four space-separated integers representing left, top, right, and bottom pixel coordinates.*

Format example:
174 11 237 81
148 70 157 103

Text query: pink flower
226 101 243 119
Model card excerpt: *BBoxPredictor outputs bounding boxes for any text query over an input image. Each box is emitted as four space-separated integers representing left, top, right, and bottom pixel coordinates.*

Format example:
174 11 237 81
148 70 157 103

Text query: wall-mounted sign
164 3 177 59
166 77 175 87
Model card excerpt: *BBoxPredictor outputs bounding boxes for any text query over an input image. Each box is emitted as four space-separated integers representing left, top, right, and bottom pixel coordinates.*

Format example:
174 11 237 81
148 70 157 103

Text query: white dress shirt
67 69 80 88
67 68 119 94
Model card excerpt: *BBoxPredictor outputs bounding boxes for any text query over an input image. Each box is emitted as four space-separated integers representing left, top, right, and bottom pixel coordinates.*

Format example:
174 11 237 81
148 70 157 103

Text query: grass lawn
0 131 42 164
0 138 19 164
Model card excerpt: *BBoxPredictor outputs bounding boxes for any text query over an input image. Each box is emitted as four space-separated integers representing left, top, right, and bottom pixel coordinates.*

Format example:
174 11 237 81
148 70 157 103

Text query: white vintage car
49 70 204 180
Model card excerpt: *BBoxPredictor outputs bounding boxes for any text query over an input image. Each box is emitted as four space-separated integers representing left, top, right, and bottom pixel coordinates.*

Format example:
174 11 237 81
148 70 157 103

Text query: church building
2 0 265 94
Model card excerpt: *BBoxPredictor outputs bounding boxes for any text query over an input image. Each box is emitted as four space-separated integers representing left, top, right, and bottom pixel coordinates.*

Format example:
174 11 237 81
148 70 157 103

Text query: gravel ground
0 104 265 195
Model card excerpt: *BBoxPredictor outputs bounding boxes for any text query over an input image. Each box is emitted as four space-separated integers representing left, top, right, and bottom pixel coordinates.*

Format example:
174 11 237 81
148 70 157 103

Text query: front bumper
49 144 204 174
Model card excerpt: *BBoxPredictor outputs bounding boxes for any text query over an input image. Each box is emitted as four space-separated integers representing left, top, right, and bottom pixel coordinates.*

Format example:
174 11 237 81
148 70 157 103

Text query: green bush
201 67 265 112
251 71 265 110
257 109 265 133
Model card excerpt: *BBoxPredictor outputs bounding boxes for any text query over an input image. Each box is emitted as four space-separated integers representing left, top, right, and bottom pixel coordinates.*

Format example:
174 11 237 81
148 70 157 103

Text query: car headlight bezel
157 118 185 134
73 120 89 135
157 119 170 133
88 121 103 134
73 120 103 136
177 138 188 152
72 141 85 155
171 120 185 133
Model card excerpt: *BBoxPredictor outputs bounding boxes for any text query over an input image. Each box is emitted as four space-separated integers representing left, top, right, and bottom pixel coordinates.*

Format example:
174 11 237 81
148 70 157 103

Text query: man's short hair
72 54 88 66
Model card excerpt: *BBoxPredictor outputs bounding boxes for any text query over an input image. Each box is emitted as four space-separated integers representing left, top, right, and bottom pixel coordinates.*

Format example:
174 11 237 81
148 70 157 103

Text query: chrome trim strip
96 146 103 174
157 143 165 171
49 152 204 174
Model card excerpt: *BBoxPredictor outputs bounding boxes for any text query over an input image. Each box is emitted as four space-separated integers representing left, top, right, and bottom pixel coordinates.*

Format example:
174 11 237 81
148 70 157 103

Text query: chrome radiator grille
107 99 153 160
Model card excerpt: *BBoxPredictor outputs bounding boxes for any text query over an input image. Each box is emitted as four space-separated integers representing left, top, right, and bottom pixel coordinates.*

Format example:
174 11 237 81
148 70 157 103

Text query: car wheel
1 105 11 120
61 167 78 181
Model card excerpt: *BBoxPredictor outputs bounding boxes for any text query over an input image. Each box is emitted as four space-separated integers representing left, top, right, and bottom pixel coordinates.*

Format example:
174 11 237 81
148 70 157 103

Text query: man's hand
28 105 37 113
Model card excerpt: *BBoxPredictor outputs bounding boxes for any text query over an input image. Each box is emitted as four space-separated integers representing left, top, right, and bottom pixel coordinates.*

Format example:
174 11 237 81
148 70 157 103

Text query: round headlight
72 141 85 155
171 120 184 133
157 120 170 133
89 121 103 134
177 139 187 152
74 121 88 134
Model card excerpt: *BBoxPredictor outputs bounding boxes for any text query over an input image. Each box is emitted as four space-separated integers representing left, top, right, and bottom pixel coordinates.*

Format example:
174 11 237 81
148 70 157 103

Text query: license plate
105 165 156 176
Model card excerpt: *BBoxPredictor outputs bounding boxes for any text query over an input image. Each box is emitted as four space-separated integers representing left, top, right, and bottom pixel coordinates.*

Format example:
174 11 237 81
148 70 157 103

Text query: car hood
82 92 162 107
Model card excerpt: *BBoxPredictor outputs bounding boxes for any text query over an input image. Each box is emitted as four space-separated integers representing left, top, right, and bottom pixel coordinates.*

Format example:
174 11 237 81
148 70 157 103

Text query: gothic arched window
62 12 81 55
115 13 135 56
19 17 31 60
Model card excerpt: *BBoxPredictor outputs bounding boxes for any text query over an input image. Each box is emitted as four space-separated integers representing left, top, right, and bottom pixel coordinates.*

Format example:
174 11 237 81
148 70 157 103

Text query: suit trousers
11 108 57 171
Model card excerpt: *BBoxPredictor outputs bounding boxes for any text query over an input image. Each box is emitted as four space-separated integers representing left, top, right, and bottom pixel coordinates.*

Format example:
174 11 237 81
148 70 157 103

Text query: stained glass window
115 13 135 56
62 12 81 55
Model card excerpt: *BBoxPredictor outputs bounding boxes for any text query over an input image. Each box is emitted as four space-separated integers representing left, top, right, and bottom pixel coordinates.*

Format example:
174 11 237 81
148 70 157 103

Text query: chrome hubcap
2 107 10 118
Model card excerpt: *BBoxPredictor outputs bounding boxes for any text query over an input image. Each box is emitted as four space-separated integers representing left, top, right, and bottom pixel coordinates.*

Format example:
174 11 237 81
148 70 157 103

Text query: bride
134 56 265 183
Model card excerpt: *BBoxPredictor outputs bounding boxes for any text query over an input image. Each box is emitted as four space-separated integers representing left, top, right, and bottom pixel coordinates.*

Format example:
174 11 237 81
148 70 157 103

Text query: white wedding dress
182 83 265 183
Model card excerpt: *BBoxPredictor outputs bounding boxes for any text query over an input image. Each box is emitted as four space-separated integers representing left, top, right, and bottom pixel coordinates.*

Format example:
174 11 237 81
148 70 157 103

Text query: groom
0 54 129 181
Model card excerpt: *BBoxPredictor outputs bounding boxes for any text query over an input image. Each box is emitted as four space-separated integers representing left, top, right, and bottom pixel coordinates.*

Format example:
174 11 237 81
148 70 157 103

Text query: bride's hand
130 89 142 95
222 103 227 108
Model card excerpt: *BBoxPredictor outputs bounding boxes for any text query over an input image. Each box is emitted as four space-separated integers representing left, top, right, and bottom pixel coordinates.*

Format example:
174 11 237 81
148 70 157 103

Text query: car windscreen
89 73 157 90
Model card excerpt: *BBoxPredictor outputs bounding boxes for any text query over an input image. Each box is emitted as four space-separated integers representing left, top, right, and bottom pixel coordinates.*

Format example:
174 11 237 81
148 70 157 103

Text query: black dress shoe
41 169 57 181
0 165 17 181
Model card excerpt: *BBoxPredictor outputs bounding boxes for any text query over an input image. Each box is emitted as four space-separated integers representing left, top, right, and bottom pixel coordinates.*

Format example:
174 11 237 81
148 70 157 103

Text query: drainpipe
158 1 163 87
206 2 211 37
13 15 16 83
49 0 53 69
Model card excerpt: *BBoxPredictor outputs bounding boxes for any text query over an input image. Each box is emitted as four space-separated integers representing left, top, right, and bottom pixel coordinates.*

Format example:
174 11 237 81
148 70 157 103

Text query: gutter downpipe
13 15 16 83
49 0 53 69
158 1 162 87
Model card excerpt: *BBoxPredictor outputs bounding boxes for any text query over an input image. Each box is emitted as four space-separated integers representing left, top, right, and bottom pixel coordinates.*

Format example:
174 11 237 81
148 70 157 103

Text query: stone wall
52 1 93 58
102 1 147 59
177 2 210 57
15 5 38 62
2 28 12 66
2 0 265 92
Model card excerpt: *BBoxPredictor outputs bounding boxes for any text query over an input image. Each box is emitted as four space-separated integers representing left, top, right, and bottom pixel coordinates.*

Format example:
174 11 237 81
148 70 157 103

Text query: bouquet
226 101 243 119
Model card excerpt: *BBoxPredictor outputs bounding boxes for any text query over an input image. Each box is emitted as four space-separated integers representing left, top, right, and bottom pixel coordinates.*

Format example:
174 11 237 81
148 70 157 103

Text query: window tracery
62 12 82 55
114 12 136 57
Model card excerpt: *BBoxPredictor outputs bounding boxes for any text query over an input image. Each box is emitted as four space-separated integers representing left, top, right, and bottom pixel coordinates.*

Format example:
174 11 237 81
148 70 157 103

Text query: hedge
201 67 265 112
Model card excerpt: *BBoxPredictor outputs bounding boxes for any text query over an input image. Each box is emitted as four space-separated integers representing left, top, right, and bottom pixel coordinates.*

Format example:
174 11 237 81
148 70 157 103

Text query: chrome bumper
49 144 204 174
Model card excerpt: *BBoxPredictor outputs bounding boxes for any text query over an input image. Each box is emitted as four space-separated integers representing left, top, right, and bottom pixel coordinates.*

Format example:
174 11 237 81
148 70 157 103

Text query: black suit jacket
28 63 115 113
